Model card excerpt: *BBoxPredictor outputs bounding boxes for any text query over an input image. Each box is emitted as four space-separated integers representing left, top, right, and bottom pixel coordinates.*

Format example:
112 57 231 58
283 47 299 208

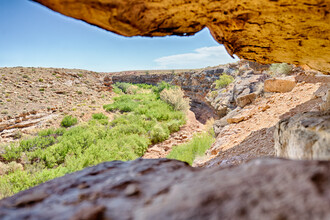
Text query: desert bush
167 132 215 165
149 123 170 143
112 84 122 94
92 113 108 120
136 84 154 89
204 118 215 137
61 115 78 128
269 63 293 76
104 96 139 112
214 74 234 89
166 120 182 133
126 85 138 94
114 82 132 93
160 88 190 112
152 81 174 95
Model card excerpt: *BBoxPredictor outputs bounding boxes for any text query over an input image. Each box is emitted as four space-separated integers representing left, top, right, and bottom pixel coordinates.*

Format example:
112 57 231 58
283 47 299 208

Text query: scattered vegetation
269 63 293 76
214 73 234 89
0 83 187 198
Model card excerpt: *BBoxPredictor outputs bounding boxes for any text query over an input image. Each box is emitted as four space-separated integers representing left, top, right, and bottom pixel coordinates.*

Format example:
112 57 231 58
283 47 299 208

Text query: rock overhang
33 0 330 73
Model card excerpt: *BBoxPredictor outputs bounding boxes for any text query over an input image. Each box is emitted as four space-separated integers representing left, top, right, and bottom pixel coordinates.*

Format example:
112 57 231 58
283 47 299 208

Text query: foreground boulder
1 158 330 219
275 111 330 160
33 0 330 73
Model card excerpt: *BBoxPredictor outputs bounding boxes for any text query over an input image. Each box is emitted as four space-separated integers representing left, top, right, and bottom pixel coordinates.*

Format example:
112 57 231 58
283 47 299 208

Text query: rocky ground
0 67 113 143
206 82 320 154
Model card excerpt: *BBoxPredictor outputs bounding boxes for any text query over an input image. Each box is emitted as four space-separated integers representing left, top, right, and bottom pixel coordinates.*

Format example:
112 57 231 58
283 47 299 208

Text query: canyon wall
111 67 230 123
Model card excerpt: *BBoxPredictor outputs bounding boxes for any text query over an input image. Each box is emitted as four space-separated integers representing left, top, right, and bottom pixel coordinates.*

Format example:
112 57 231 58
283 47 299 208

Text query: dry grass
160 88 190 112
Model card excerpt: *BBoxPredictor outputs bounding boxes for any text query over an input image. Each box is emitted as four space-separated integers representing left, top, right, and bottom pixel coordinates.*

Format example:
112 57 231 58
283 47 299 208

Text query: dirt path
143 110 204 159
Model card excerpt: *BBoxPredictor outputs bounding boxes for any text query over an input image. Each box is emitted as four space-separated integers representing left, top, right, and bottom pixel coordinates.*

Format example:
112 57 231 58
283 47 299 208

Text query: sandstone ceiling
34 0 330 73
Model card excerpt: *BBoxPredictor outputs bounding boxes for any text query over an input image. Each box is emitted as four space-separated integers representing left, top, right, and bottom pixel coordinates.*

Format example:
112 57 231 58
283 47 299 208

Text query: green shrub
269 63 292 76
114 82 132 93
112 84 122 94
166 120 182 133
136 84 154 89
60 116 78 128
215 74 234 89
92 113 108 120
160 88 190 112
150 123 170 143
167 132 214 165
152 81 174 95
104 96 139 112
126 85 138 94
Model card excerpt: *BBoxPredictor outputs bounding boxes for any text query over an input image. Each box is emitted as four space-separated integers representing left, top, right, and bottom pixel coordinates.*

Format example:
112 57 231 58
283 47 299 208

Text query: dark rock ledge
0 158 330 220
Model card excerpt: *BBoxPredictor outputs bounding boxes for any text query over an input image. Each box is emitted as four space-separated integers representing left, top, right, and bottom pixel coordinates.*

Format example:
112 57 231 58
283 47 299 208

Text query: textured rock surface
112 74 174 86
34 0 330 73
275 111 330 160
209 83 321 155
199 127 275 168
264 77 297 93
207 62 268 124
320 89 330 111
1 158 330 219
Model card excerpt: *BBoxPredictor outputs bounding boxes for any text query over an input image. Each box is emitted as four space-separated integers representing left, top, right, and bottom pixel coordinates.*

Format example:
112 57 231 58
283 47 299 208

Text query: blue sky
0 0 237 72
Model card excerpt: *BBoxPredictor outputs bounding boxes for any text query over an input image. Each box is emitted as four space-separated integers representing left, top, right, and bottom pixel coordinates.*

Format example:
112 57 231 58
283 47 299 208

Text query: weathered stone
1 158 330 219
274 111 330 160
34 0 330 73
236 93 257 108
320 90 330 111
264 77 297 93
296 75 330 84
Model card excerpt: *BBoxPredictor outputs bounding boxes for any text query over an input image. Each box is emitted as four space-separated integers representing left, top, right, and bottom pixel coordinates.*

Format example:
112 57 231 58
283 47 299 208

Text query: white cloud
154 45 238 69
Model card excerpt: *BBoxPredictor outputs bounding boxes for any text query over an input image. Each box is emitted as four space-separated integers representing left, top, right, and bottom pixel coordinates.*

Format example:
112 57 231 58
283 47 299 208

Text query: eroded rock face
33 0 330 73
1 158 330 219
275 111 330 160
